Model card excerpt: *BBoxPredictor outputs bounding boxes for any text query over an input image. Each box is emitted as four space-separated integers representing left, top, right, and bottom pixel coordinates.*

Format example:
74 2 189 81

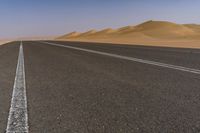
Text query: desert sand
57 20 200 48
0 41 11 45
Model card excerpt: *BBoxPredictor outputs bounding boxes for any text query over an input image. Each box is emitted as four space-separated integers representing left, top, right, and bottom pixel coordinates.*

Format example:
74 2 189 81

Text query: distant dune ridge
0 40 11 45
57 20 200 48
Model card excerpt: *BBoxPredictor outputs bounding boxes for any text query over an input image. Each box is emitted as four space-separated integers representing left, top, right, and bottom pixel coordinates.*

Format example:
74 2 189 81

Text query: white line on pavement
6 42 28 133
41 41 200 75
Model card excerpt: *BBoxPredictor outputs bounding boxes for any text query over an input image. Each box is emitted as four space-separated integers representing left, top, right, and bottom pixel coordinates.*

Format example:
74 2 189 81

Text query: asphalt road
1 41 200 133
0 42 19 132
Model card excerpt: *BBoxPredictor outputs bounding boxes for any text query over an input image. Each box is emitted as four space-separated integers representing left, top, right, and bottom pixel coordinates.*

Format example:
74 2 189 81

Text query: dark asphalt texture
51 41 200 70
21 41 200 133
1 41 200 133
0 42 19 132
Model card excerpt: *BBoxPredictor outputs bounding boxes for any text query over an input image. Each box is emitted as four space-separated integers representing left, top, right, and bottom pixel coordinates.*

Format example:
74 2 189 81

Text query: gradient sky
0 0 200 39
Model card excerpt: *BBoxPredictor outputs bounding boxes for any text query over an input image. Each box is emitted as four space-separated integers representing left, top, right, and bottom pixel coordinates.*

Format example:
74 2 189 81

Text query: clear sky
0 0 200 39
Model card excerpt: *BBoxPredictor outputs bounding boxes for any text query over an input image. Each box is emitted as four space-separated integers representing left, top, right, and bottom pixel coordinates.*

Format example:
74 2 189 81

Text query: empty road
0 41 200 133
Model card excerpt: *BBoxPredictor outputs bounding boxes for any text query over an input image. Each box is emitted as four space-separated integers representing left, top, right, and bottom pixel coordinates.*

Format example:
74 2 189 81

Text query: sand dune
78 30 97 37
57 20 200 48
57 32 81 39
133 21 196 39
184 24 200 33
0 40 11 45
117 26 135 33
94 28 116 34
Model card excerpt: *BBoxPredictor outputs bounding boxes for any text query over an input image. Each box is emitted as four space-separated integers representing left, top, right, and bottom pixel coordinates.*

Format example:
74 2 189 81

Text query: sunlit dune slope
133 21 197 39
184 24 200 33
57 32 81 39
78 30 97 38
57 20 200 48
0 40 11 45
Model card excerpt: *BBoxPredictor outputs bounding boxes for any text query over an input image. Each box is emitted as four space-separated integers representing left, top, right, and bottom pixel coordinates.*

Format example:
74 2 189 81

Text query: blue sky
0 0 200 39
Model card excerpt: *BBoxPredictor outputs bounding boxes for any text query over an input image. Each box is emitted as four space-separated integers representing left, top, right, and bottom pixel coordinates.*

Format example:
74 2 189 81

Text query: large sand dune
57 20 200 48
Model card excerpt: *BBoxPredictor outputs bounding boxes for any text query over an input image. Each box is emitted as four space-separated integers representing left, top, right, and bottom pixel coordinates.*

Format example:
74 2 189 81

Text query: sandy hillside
0 40 11 45
57 20 200 48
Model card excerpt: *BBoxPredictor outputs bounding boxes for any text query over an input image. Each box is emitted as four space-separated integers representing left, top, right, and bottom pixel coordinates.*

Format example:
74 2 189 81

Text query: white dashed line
41 41 200 75
6 42 28 133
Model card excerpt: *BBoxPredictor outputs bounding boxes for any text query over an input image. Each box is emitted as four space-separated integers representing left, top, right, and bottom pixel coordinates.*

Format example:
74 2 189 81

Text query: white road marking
6 42 28 133
41 41 200 75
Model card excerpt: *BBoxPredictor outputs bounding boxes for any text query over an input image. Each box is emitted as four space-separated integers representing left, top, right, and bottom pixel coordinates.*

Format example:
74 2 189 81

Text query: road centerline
41 41 200 75
6 42 28 133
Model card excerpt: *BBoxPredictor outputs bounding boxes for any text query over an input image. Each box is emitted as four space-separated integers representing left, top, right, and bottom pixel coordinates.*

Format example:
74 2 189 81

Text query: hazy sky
0 0 200 39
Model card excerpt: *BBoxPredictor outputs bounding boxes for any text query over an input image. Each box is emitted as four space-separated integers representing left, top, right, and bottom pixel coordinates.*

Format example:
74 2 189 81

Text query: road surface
0 41 200 133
